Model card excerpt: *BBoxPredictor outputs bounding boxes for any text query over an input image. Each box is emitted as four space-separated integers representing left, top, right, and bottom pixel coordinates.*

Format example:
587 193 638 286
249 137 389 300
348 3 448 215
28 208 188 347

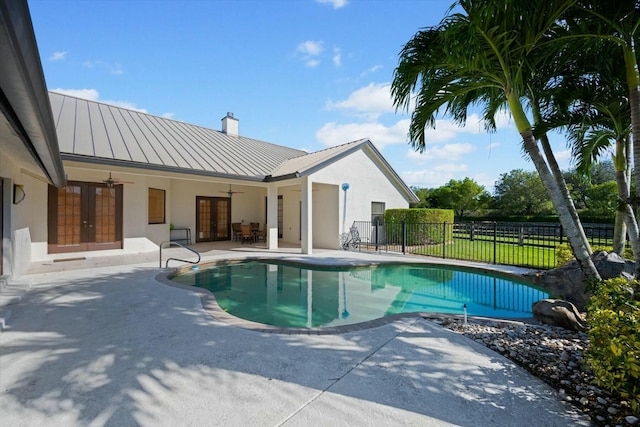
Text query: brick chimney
221 112 238 136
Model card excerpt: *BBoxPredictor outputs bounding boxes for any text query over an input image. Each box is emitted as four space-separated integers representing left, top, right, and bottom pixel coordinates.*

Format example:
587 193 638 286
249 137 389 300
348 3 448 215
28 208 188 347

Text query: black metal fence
350 221 615 270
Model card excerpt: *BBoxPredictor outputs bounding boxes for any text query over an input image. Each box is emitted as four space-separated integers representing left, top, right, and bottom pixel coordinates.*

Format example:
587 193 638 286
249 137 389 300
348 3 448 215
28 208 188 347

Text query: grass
404 238 558 269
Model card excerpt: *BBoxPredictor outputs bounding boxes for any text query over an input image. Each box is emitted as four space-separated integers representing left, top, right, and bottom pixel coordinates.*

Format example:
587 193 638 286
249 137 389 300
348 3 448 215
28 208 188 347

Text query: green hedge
384 209 454 245
586 278 640 410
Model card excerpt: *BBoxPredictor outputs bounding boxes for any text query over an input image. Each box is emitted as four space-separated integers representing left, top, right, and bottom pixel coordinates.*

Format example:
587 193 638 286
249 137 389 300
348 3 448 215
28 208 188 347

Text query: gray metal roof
0 0 65 187
49 91 418 202
49 91 307 180
268 139 368 179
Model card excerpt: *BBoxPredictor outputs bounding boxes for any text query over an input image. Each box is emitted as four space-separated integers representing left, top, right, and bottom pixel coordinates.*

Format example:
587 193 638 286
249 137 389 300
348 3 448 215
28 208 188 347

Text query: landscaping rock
532 299 587 332
437 318 640 426
529 251 635 310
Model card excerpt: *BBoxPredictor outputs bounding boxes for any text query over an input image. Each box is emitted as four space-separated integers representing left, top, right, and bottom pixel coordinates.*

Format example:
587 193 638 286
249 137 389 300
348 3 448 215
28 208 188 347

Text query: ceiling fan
219 184 244 197
102 172 133 188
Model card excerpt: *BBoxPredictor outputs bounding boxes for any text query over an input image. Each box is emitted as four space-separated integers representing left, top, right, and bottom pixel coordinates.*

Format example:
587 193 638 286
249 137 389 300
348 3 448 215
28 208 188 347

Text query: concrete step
0 279 30 307
0 309 11 332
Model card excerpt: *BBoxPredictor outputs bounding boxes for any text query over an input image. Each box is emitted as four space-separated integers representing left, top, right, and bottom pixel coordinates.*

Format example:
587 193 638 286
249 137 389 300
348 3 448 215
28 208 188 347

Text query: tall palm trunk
532 99 592 256
613 136 632 255
613 210 626 255
539 133 592 255
523 132 601 279
508 92 601 279
623 44 640 219
613 136 640 276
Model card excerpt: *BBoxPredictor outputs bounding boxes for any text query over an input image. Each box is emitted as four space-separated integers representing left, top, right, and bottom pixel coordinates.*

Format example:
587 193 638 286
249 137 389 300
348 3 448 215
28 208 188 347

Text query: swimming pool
170 260 549 328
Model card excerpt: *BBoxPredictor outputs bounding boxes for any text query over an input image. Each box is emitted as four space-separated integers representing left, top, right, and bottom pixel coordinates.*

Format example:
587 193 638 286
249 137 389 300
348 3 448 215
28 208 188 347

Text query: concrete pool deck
0 248 590 426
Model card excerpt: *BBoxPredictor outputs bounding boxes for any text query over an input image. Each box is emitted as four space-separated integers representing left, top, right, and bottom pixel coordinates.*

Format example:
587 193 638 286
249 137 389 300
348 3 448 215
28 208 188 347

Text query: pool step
0 308 11 332
0 277 30 332
0 276 30 307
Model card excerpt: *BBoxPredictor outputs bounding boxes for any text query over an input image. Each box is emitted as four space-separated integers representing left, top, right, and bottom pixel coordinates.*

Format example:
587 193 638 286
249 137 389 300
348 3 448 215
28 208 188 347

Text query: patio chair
254 224 266 243
232 222 242 241
240 224 253 244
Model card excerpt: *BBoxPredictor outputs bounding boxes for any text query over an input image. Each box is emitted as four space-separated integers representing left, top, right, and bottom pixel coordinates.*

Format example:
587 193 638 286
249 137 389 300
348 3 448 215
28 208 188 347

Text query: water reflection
174 261 549 328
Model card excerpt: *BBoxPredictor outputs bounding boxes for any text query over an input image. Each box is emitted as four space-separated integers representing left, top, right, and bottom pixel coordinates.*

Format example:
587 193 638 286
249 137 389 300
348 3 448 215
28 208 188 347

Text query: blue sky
28 0 574 191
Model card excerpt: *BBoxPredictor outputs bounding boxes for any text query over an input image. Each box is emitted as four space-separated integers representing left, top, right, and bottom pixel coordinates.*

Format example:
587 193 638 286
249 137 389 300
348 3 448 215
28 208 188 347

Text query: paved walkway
1 250 590 426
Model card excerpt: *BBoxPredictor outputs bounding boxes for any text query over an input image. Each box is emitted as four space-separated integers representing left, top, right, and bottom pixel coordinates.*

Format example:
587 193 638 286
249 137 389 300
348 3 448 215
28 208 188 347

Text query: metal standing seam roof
269 138 419 203
48 91 418 202
49 91 307 180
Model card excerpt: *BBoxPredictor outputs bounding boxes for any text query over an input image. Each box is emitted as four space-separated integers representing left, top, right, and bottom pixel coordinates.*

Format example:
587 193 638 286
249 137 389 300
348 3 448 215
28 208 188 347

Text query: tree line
412 160 619 221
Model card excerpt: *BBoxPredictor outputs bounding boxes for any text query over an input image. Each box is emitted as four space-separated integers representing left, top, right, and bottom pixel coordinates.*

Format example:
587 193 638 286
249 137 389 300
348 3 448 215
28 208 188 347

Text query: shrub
586 278 640 410
556 243 574 267
556 243 634 267
384 209 454 245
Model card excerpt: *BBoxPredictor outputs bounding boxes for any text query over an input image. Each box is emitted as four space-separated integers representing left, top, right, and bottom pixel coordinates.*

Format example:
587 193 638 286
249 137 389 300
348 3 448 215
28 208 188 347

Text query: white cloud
83 60 101 68
83 59 124 75
50 88 147 113
162 112 175 119
49 51 68 61
434 163 468 173
494 109 513 129
402 170 457 188
554 148 572 162
316 0 348 9
306 59 320 68
51 88 100 101
296 40 324 67
360 65 382 77
111 64 124 75
326 82 395 120
315 119 410 148
333 48 342 67
297 40 324 56
406 143 476 161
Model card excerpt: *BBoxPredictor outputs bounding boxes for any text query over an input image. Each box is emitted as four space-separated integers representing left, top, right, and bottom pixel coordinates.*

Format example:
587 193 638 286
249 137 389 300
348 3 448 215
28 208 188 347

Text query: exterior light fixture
13 184 25 204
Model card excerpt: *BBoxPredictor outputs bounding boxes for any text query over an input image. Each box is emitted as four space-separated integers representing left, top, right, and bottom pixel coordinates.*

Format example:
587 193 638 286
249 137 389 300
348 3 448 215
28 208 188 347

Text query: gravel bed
431 317 639 427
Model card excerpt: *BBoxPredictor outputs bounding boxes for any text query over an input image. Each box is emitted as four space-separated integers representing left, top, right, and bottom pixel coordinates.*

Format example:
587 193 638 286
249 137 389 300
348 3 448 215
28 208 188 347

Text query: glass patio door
47 182 123 253
196 196 230 242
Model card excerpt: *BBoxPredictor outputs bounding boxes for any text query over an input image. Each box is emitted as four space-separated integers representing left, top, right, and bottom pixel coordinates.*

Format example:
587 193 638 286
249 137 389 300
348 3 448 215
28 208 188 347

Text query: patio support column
267 184 278 250
301 176 312 254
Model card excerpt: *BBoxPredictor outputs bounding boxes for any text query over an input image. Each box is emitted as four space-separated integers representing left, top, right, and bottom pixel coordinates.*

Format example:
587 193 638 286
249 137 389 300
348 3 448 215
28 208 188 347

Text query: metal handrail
159 241 201 268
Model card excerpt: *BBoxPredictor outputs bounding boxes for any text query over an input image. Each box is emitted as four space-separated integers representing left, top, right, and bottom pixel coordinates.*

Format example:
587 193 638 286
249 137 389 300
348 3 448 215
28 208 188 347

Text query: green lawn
407 238 558 269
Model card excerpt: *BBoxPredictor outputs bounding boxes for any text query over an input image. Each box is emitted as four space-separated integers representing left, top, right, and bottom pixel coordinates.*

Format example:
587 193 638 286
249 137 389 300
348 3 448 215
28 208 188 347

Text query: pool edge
154 255 541 335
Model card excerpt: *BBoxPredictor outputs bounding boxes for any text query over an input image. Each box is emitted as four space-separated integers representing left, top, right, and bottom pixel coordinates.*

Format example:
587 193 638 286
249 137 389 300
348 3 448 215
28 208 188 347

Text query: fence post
375 220 379 251
402 220 406 254
493 222 497 264
470 221 474 241
442 221 447 259
518 224 524 246
559 224 563 245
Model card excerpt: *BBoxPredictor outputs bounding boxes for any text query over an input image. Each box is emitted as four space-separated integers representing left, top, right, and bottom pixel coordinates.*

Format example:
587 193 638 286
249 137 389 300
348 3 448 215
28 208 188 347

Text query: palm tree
392 0 601 279
565 1 640 214
564 80 640 274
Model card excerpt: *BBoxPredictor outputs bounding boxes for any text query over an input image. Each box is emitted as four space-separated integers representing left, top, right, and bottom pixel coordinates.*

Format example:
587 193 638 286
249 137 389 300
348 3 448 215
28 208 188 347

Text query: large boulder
532 299 587 332
527 251 635 311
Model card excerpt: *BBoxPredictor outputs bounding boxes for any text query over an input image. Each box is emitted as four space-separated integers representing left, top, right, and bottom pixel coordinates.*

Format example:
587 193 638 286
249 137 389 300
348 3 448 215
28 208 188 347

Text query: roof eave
0 0 66 187
61 154 266 182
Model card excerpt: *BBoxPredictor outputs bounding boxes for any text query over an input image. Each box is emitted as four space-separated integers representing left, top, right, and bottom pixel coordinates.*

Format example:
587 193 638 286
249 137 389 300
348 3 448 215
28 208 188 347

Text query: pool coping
154 255 542 335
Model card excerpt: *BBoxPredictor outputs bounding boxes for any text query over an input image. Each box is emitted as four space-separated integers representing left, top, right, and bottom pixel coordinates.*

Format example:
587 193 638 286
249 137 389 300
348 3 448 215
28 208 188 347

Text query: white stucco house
1 0 418 279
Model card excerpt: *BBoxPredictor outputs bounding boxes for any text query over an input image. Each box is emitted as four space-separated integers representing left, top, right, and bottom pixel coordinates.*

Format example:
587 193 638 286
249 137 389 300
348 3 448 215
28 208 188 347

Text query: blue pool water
171 260 549 328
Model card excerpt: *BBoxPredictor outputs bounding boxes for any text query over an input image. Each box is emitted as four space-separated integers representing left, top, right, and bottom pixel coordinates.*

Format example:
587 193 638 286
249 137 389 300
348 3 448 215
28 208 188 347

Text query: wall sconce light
13 184 26 204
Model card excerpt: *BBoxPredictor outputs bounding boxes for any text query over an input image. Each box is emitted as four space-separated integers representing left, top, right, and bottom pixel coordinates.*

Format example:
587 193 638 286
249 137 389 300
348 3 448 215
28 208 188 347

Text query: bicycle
340 225 361 250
